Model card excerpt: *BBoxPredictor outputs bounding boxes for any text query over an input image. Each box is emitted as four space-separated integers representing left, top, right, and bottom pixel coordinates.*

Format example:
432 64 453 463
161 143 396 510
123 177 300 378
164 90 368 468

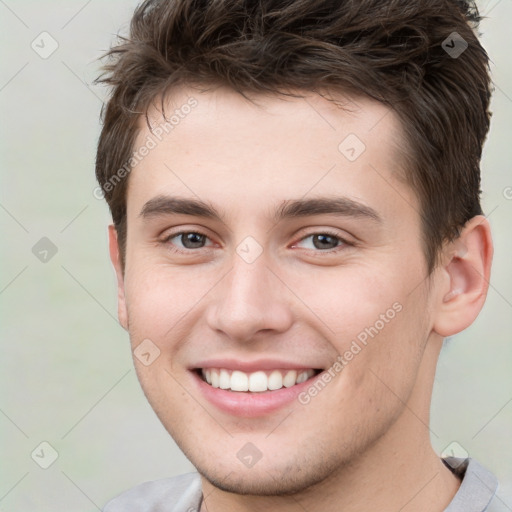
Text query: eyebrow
139 195 382 223
274 196 381 223
140 195 223 221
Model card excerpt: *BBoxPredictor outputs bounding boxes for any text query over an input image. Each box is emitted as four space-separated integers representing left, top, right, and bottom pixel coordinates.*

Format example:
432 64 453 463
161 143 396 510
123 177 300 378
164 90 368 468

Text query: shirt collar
442 457 498 512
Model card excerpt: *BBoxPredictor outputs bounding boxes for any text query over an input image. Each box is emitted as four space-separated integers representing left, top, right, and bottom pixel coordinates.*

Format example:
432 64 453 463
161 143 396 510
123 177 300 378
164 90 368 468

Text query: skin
108 86 493 512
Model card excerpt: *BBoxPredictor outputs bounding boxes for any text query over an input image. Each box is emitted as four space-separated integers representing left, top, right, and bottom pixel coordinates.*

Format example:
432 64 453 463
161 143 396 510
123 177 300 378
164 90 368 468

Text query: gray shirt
103 457 499 512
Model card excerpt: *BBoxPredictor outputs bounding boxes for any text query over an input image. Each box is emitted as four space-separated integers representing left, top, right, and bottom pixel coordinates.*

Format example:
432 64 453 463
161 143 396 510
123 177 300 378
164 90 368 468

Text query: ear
108 225 128 331
433 215 493 337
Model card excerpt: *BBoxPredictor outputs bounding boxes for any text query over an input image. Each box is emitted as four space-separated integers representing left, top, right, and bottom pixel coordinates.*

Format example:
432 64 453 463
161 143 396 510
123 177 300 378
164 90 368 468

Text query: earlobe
108 225 129 331
433 215 493 337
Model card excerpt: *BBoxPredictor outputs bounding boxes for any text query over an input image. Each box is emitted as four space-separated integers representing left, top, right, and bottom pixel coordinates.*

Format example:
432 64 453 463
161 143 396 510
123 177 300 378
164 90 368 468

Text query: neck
200 337 461 512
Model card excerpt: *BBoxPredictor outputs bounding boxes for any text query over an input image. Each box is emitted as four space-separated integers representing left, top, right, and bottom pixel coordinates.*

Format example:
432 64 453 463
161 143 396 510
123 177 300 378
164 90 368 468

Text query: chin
184 442 350 497
198 466 329 496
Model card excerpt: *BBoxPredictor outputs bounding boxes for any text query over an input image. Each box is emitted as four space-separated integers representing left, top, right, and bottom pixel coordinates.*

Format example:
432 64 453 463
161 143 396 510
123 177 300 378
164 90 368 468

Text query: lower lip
191 370 322 418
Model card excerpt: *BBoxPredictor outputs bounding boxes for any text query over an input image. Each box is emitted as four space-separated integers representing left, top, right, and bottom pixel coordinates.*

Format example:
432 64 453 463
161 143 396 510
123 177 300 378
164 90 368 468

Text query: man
95 0 499 510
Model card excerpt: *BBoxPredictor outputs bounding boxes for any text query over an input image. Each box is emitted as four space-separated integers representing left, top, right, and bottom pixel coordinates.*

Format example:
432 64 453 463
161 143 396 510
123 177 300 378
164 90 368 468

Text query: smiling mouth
195 368 323 392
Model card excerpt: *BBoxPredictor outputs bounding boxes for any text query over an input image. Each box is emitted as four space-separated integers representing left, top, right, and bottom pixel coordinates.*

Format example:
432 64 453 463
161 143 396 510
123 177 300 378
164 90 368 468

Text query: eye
160 229 351 255
293 231 350 252
162 231 215 252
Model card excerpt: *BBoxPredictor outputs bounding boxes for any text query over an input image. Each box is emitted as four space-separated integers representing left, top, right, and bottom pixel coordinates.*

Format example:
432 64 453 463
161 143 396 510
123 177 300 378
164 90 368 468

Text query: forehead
127 85 417 225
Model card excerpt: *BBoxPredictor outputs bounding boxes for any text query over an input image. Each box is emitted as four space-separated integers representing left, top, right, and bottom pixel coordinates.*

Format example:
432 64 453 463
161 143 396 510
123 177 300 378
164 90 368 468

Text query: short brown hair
95 0 492 272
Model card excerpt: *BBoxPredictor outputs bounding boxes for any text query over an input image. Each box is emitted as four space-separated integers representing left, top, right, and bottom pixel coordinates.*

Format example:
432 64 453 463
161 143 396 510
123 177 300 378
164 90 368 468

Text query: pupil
314 234 337 250
183 233 204 248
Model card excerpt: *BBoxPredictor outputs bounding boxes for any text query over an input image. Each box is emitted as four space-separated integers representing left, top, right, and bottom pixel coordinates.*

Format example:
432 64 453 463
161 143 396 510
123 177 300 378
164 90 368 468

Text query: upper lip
191 358 325 373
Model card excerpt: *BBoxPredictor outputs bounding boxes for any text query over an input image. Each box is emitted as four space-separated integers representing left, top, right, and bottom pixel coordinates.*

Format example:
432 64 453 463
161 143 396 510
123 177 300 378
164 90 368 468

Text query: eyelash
160 229 353 256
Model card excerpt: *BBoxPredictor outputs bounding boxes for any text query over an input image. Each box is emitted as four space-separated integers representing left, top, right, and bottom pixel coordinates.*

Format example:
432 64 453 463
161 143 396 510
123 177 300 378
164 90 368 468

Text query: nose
205 251 294 343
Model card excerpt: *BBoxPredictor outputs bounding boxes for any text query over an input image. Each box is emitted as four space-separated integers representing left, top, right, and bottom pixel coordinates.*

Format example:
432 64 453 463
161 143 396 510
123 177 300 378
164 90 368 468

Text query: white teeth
230 370 249 391
249 371 267 392
296 371 308 384
200 368 317 392
283 370 297 388
267 370 283 390
211 369 220 388
219 369 231 389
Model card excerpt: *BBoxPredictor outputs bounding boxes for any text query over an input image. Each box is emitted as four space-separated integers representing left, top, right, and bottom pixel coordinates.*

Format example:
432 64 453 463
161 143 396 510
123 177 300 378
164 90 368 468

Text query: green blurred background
1 1 511 510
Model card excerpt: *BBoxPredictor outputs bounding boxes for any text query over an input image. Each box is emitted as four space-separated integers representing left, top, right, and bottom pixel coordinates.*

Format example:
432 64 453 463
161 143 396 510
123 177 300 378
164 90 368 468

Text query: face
113 86 443 495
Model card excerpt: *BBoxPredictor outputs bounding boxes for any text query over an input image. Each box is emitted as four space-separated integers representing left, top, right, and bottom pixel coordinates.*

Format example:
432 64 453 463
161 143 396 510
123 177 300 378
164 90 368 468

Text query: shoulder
102 472 202 512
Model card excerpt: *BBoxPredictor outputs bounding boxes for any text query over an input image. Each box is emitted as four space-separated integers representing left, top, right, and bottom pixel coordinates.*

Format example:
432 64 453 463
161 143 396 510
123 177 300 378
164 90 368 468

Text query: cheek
287 262 428 391
123 263 214 339
287 262 407 340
